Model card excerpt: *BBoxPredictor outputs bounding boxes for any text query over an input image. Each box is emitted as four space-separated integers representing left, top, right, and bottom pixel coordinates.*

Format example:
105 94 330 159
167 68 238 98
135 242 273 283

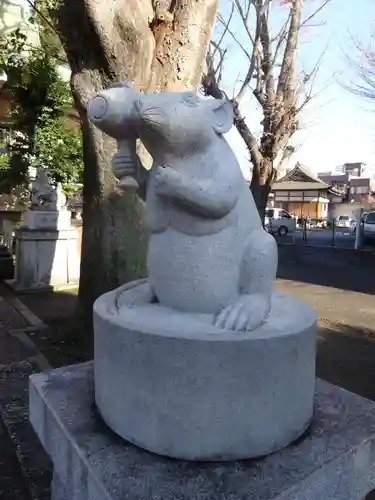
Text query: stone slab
5 279 78 294
15 228 78 240
23 210 71 231
0 360 52 500
30 362 375 500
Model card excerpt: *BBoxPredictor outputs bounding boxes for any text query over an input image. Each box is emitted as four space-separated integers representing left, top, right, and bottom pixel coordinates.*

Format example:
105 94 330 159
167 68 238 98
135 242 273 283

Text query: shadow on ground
317 322 375 402
278 245 375 295
19 288 78 324
19 288 92 367
317 322 375 500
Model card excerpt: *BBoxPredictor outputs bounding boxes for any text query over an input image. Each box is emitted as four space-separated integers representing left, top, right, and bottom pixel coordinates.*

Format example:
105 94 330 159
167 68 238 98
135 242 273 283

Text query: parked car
264 208 296 237
350 212 369 234
335 215 355 229
363 211 375 241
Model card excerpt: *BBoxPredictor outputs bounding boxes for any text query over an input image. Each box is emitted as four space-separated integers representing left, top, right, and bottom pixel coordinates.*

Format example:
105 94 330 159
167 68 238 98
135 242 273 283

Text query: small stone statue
88 83 278 331
30 168 57 210
29 170 67 211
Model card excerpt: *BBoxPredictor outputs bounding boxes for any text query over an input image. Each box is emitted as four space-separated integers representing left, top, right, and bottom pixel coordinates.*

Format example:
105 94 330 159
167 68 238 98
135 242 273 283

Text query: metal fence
271 219 366 250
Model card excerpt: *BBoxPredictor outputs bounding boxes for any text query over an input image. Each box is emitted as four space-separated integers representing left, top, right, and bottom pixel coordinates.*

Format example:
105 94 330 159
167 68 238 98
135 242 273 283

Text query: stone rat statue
88 83 278 332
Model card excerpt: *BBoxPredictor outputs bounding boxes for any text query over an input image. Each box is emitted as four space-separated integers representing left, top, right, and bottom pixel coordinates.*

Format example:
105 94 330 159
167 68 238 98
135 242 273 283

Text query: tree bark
250 158 273 222
51 0 218 340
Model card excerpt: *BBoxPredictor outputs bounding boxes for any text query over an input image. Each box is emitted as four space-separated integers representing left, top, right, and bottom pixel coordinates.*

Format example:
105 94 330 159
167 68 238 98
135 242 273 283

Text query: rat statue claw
214 294 271 332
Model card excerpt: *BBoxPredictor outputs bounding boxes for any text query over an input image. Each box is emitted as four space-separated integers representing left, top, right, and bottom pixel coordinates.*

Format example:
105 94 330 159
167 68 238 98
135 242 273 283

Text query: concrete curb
10 298 46 329
8 330 52 372
5 297 52 371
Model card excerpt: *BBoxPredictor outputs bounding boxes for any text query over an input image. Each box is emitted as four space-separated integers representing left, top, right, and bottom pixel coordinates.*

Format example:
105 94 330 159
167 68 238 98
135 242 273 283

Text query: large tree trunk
250 182 271 223
250 173 271 223
52 0 218 340
250 157 274 222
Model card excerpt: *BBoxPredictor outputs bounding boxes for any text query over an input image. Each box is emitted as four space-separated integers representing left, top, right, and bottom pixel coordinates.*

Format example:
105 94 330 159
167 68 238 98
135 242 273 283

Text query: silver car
335 215 354 229
363 212 375 240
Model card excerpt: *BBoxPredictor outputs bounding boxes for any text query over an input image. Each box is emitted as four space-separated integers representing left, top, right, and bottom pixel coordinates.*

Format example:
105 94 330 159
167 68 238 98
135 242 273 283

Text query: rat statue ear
210 99 234 135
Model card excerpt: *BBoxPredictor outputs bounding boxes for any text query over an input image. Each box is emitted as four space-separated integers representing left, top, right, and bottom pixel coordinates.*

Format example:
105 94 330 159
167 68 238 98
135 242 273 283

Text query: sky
221 0 375 179
5 0 375 179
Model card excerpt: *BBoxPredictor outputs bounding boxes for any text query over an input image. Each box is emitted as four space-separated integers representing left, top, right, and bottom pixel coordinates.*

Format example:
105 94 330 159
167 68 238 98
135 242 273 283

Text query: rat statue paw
112 151 136 179
153 165 182 196
214 294 271 332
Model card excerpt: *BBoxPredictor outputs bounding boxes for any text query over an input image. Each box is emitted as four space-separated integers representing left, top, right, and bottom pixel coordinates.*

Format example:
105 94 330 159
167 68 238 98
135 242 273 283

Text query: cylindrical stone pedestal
94 281 317 461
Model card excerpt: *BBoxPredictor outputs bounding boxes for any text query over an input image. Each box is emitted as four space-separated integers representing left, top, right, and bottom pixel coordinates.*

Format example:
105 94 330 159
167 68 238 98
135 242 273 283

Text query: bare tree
33 0 218 339
202 0 329 217
349 32 375 100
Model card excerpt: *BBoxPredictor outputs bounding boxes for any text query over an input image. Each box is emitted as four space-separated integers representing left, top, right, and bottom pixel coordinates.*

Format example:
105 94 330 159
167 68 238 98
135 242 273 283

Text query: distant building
348 177 375 204
271 162 342 219
317 162 375 219
318 162 375 205
343 162 366 178
318 172 350 200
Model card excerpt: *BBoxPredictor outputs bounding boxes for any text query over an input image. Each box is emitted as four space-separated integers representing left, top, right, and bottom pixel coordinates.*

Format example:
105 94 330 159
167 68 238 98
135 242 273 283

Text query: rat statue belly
147 184 251 314
88 84 278 332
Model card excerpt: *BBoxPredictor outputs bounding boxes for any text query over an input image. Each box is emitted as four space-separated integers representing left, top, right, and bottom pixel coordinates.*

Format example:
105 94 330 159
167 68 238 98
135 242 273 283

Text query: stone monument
7 168 80 291
87 83 317 460
24 168 71 230
29 84 375 499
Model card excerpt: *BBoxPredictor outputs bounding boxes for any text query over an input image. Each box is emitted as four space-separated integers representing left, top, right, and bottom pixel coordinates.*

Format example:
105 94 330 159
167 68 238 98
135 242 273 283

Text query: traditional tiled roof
273 162 330 191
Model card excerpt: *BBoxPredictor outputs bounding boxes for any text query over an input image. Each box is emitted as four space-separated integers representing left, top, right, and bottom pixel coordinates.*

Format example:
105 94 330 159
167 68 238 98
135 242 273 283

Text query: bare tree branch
201 0 331 216
346 32 375 101
300 0 330 28
217 14 253 61
233 0 260 103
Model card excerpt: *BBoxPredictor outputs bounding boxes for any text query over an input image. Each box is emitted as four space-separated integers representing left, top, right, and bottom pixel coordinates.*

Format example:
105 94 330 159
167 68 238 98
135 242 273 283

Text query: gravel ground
3 245 375 498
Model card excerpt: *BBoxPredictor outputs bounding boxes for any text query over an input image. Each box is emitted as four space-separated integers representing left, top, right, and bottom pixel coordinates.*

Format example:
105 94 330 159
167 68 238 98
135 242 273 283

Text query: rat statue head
87 82 234 158
134 91 233 158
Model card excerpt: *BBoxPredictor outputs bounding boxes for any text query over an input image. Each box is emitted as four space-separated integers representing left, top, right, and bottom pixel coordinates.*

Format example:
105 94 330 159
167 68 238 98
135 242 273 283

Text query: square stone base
29 362 375 500
5 278 78 294
10 228 80 292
